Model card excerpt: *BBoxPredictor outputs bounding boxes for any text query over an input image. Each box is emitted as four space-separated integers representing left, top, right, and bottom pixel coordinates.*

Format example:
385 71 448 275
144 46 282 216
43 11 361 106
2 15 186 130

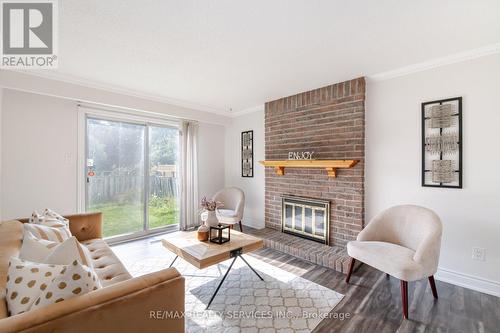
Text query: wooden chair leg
345 258 355 283
428 276 438 299
400 280 409 319
239 221 243 232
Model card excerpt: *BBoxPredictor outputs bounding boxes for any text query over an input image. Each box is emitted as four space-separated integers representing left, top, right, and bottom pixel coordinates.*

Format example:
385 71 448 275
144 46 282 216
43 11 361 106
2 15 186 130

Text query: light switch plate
472 247 486 261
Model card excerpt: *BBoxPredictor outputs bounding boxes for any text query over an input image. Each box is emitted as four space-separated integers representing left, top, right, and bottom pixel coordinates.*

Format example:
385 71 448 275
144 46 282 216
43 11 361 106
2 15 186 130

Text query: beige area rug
126 254 343 333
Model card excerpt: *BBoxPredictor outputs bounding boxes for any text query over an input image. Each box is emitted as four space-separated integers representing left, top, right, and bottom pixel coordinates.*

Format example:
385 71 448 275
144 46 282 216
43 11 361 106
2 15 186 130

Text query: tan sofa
0 213 185 333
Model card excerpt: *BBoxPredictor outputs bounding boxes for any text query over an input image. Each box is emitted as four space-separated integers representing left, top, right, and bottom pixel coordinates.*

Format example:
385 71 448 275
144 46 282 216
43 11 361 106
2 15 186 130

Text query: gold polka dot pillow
31 260 101 310
5 257 64 316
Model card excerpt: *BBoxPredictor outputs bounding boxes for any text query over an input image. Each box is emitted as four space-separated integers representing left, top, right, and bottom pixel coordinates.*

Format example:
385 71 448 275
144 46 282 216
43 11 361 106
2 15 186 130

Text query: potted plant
200 197 223 227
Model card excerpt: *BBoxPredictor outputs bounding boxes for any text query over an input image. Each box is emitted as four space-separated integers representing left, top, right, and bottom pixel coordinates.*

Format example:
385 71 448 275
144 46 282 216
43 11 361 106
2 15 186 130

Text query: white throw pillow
23 223 71 243
44 237 94 269
19 234 94 269
19 233 59 262
31 260 101 310
5 257 64 316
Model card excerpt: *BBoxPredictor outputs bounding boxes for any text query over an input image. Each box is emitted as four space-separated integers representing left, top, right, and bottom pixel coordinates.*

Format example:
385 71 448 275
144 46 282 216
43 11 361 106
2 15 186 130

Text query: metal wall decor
422 97 462 188
241 130 254 177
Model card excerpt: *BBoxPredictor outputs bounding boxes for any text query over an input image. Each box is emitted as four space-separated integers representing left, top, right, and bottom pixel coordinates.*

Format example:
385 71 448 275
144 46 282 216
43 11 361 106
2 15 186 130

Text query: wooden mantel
259 160 359 178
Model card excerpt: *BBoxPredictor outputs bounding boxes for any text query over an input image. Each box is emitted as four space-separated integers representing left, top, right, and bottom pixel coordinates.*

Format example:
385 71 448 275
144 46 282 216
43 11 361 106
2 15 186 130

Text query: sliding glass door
86 117 179 239
148 125 180 229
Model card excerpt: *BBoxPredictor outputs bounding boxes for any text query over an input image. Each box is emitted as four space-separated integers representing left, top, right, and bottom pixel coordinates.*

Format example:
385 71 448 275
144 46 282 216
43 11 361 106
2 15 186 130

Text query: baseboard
435 267 500 297
242 218 265 230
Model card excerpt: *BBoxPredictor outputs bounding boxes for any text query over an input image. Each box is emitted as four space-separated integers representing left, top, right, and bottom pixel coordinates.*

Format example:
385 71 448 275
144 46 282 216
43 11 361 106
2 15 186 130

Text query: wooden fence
88 175 178 203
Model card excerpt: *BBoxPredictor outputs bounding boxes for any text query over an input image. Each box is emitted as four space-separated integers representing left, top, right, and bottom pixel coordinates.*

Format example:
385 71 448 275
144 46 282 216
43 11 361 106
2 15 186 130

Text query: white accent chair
201 187 245 231
345 205 442 319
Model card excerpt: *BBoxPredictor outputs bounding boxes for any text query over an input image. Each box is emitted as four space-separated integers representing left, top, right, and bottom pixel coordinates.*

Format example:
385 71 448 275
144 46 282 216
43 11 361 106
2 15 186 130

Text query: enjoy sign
288 151 314 160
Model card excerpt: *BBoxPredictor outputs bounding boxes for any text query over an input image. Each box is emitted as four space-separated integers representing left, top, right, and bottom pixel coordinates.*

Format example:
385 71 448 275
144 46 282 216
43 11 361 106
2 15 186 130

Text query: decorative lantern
209 224 230 244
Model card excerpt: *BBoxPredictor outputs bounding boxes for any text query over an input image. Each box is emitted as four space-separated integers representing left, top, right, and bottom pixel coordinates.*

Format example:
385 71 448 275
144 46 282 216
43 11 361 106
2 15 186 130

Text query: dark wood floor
252 248 500 333
112 238 500 333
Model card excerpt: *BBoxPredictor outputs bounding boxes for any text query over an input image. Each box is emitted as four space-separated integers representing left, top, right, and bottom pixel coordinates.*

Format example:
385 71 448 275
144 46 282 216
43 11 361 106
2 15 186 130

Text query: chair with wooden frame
345 205 442 319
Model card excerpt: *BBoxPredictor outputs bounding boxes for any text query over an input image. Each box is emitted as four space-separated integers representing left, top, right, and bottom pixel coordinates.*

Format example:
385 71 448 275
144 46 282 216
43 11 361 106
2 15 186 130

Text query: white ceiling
52 0 500 114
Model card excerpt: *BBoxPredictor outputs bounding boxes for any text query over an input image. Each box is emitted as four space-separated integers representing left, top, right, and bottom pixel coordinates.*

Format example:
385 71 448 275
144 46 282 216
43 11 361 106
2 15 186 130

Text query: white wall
0 70 231 126
198 122 226 199
224 110 265 229
1 89 226 220
366 54 500 294
1 90 78 218
224 54 500 295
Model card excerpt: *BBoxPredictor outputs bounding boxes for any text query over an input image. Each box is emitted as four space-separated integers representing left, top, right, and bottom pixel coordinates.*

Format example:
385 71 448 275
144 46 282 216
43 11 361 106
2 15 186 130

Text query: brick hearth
246 227 351 273
263 78 365 272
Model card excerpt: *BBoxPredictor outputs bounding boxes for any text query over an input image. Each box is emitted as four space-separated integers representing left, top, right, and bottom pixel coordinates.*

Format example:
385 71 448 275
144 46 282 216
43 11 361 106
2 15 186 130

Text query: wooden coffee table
162 230 264 309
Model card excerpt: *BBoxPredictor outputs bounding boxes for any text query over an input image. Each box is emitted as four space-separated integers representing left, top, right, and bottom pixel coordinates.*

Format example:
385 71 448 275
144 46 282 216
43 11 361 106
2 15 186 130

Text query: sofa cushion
83 239 132 287
347 240 426 281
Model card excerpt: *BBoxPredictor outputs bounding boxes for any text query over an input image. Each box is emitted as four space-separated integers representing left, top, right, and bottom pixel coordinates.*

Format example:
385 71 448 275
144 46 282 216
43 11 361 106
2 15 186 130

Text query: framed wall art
241 130 254 177
421 97 462 188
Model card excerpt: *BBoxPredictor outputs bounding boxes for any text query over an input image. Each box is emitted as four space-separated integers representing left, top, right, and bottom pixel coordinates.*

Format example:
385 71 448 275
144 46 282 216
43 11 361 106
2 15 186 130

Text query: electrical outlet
63 152 72 165
472 247 486 261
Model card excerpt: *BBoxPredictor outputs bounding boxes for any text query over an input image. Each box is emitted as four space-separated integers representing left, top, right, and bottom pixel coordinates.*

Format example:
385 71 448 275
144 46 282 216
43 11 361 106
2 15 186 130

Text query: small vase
205 210 219 227
197 225 209 242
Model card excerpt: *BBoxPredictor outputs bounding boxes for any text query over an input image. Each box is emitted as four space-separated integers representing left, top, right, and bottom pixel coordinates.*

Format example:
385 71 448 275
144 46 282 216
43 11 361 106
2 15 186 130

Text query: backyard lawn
88 197 179 237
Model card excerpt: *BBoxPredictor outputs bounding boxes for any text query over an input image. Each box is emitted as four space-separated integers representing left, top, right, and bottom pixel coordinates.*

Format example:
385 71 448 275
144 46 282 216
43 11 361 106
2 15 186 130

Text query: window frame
77 105 181 244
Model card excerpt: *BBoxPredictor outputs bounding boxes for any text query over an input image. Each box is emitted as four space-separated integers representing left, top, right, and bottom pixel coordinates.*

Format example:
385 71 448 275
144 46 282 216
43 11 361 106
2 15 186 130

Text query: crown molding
5 70 232 116
5 42 499 117
368 42 500 81
230 44 500 115
0 70 232 125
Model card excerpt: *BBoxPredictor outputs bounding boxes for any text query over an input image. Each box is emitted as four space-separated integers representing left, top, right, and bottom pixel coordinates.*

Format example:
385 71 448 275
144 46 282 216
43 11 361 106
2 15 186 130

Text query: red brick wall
264 77 365 247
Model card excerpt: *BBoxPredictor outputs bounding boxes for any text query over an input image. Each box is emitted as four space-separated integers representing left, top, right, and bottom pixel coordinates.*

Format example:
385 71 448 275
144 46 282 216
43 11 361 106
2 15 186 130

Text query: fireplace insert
281 195 330 245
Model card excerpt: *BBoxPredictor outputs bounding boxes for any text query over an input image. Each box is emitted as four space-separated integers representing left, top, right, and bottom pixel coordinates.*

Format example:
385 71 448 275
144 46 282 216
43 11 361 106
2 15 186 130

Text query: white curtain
180 121 199 230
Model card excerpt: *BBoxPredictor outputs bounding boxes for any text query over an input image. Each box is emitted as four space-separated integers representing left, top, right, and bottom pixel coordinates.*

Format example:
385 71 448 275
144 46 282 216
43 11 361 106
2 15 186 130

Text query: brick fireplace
257 77 365 272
